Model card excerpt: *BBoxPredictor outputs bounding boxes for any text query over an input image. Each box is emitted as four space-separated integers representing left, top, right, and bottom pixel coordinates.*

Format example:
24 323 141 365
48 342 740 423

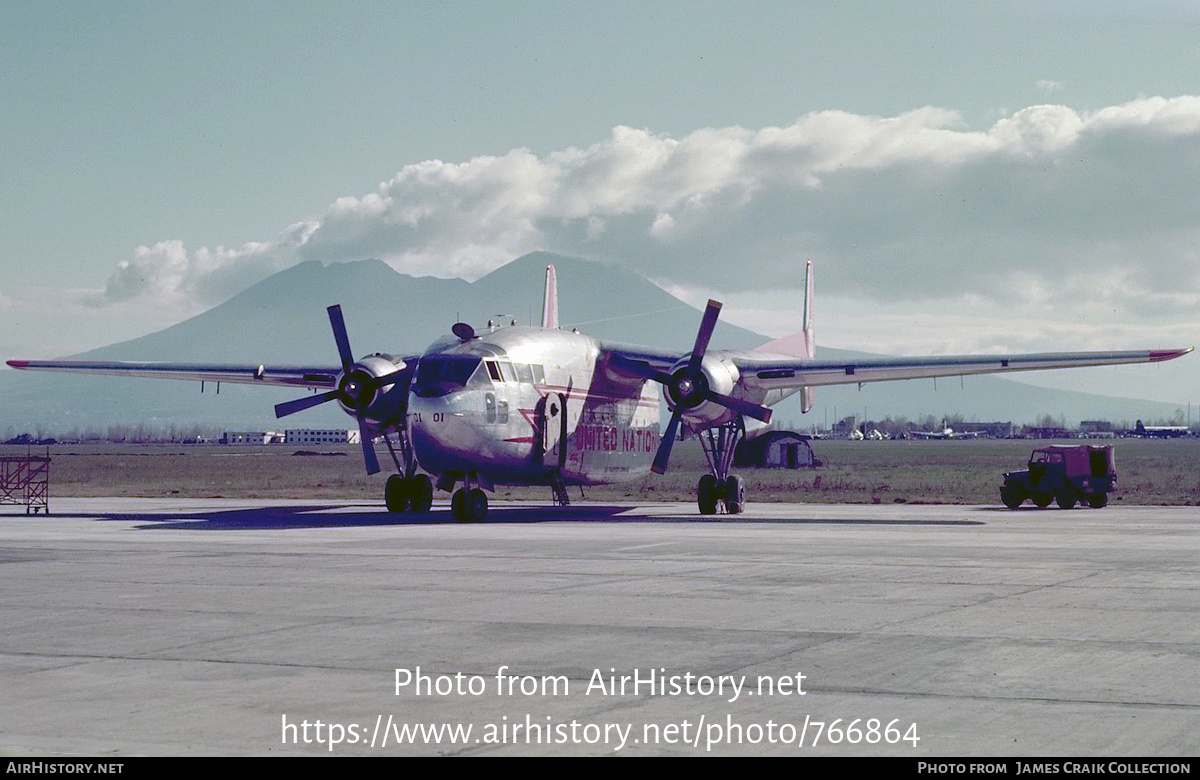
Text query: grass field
6 437 1198 506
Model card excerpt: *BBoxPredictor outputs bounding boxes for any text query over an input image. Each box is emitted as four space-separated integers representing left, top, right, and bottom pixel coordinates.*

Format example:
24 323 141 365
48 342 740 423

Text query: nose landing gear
450 487 489 523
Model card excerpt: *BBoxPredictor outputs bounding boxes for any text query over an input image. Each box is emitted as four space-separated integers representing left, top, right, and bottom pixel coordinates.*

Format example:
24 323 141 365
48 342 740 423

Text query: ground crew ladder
0 449 50 514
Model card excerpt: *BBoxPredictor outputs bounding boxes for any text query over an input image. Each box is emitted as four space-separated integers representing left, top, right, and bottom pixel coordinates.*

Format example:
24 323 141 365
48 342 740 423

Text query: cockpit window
412 356 487 396
417 356 480 385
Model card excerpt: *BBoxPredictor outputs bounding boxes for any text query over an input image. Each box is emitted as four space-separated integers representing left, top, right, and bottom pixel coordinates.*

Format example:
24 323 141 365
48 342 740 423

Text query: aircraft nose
408 394 482 472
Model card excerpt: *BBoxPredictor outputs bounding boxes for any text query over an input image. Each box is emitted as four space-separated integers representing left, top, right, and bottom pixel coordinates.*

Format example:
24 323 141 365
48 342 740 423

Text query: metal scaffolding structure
0 448 50 514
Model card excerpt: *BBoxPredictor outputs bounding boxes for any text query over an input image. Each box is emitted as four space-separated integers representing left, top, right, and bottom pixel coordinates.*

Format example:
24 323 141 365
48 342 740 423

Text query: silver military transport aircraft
7 262 1192 521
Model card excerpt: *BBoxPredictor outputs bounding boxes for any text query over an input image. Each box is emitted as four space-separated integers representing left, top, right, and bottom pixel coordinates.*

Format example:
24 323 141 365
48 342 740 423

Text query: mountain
1 253 1187 435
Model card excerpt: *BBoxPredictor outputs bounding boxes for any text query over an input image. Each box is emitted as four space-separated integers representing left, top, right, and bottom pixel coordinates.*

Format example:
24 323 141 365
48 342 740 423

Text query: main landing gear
384 473 433 512
694 420 747 515
380 428 434 513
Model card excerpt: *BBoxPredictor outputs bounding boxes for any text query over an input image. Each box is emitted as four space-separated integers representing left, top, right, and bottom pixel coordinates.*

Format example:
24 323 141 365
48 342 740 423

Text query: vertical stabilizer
801 258 814 360
799 259 815 412
542 264 559 329
758 260 816 412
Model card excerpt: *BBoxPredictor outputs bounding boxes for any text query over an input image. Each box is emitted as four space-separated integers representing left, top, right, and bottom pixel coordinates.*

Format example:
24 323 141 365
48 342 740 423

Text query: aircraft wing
5 359 343 390
735 348 1193 393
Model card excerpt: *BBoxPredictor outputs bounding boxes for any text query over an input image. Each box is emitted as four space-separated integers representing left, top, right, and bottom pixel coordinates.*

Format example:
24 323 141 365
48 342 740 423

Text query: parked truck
1000 444 1116 509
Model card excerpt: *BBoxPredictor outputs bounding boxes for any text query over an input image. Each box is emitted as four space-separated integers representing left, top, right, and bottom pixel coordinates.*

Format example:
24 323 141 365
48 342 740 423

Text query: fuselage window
486 361 502 382
532 364 545 385
516 363 534 384
485 392 508 423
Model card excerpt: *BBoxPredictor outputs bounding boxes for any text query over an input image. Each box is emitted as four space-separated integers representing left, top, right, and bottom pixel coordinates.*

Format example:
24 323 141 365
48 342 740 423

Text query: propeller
612 300 772 474
274 305 406 475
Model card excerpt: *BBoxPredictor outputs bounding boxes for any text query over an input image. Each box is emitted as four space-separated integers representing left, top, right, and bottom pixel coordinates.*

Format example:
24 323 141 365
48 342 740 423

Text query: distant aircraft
907 421 984 440
1133 420 1190 438
7 261 1192 519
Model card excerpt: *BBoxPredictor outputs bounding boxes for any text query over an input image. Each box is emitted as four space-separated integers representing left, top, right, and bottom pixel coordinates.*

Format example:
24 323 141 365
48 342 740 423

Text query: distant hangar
734 431 821 469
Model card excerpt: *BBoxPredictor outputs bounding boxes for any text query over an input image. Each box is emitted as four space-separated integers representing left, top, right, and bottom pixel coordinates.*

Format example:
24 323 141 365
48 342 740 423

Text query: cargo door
540 392 567 469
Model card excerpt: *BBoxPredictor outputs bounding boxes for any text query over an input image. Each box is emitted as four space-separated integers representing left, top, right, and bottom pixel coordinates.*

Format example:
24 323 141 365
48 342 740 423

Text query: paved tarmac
0 497 1197 756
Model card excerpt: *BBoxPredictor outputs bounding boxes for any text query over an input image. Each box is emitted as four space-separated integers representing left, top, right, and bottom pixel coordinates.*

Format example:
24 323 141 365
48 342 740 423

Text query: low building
1079 420 1116 438
285 429 357 445
734 430 821 469
222 431 270 445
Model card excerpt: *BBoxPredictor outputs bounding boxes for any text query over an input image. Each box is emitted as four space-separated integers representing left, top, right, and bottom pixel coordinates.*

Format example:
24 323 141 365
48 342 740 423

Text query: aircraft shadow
35 502 986 530
70 503 637 530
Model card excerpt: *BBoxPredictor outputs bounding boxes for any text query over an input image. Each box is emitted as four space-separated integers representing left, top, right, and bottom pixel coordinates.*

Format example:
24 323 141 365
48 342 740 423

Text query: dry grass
6 437 1198 506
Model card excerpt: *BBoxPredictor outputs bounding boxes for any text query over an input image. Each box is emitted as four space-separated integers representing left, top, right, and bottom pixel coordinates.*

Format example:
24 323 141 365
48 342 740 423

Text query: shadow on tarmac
30 502 989 530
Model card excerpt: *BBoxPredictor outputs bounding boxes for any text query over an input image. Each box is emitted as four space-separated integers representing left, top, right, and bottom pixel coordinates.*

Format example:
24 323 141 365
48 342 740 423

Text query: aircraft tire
1087 492 1109 509
1056 491 1077 510
410 474 434 513
385 474 409 513
724 474 745 514
451 488 465 521
1031 492 1053 508
697 475 719 515
465 488 488 523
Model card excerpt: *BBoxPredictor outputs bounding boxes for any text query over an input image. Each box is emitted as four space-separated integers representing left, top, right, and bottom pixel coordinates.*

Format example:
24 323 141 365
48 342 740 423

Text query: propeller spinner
613 300 772 474
274 305 407 475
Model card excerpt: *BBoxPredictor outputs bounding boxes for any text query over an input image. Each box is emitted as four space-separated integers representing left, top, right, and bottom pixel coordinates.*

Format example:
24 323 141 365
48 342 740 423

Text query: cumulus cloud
95 221 316 308
97 96 1200 338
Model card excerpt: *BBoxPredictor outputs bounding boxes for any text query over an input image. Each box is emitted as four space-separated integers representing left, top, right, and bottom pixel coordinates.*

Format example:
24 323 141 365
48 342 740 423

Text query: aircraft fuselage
407 326 660 487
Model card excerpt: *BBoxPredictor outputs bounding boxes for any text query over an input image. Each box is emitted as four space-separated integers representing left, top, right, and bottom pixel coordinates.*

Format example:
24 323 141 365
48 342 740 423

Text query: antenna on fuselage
486 316 514 333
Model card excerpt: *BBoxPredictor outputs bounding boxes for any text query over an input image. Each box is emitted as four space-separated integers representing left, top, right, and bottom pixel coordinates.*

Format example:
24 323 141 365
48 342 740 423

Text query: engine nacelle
336 354 410 427
663 354 742 426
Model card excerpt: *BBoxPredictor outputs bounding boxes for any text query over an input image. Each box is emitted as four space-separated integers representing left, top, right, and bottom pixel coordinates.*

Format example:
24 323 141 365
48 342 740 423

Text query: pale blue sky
2 1 1199 401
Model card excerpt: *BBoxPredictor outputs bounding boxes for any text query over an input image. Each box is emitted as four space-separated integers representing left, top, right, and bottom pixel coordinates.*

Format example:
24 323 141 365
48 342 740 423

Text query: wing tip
1149 348 1194 362
6 360 30 369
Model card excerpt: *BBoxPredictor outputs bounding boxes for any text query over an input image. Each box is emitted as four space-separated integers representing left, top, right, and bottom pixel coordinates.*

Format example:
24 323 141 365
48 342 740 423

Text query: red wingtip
6 360 30 369
1149 348 1194 362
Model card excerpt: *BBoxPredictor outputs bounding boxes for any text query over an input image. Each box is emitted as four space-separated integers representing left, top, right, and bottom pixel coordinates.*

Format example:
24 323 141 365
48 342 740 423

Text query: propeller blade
275 390 339 418
359 421 380 475
327 305 355 374
651 409 684 475
686 300 722 373
705 391 773 423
